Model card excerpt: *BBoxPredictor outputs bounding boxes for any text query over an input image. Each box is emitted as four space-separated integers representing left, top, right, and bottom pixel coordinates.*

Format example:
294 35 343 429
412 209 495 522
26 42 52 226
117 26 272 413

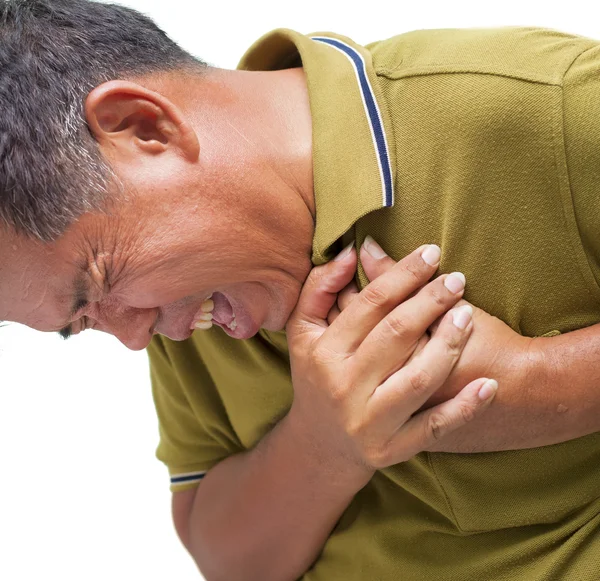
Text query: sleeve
148 334 245 492
562 42 600 294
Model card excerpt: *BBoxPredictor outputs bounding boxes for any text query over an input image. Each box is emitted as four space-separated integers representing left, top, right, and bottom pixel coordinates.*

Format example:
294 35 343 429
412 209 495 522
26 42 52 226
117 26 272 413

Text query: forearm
429 325 600 452
186 410 371 581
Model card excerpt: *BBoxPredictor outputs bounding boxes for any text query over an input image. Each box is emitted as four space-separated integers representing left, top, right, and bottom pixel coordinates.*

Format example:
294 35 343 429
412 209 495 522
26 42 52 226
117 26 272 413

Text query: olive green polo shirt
148 27 600 580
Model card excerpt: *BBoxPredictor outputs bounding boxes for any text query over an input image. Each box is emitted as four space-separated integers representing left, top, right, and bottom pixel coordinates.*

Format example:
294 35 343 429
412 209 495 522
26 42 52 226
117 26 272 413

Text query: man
1 0 600 579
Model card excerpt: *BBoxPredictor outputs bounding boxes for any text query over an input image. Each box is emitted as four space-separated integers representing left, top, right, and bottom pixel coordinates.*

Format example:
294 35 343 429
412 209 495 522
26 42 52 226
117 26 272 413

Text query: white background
0 1 596 580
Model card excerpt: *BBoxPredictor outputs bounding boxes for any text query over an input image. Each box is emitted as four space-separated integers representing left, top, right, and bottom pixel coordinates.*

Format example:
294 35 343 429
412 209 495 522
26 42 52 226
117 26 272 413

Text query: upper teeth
195 295 214 330
193 294 238 333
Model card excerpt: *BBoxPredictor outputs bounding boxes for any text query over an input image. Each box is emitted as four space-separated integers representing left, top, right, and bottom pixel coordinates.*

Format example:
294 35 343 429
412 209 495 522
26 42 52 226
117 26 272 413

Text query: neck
162 68 317 285
193 67 315 218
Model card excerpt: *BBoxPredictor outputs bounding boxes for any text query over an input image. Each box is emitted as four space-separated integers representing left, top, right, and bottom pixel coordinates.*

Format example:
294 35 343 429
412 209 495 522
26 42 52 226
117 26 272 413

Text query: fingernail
452 305 473 329
363 235 387 259
334 241 355 261
421 244 441 266
478 379 498 401
444 272 466 294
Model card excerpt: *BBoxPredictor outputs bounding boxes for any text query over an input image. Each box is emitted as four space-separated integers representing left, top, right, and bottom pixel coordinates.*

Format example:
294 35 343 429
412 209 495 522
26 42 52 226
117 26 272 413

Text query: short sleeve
148 334 245 492
562 42 600 291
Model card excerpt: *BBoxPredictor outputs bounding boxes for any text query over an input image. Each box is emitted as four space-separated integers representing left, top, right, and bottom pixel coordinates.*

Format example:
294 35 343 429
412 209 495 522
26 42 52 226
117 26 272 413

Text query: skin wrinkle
0 66 315 350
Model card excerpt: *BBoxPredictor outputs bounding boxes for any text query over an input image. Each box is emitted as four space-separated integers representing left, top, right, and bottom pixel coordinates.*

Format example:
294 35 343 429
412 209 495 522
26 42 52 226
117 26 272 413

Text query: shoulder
367 27 598 86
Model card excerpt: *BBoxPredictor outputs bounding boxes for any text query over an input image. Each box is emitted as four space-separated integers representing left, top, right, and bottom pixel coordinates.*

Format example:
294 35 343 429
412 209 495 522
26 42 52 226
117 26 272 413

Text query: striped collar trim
170 471 207 486
311 36 394 209
237 29 396 263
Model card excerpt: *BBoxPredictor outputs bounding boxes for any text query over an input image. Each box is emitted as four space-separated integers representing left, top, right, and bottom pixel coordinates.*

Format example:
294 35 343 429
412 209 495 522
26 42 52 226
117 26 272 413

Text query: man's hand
340 237 532 411
285 242 498 483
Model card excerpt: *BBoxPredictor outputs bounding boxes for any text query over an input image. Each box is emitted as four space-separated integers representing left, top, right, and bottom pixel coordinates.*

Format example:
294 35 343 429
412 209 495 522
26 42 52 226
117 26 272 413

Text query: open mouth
189 289 259 340
211 292 237 331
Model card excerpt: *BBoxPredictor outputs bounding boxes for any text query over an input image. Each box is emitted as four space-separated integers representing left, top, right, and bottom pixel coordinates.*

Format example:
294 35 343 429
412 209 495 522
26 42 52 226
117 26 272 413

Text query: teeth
201 298 214 313
198 313 213 322
226 314 237 331
195 321 213 330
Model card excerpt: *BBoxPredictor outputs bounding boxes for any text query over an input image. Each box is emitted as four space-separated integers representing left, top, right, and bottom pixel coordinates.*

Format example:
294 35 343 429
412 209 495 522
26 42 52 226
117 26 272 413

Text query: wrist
282 405 375 492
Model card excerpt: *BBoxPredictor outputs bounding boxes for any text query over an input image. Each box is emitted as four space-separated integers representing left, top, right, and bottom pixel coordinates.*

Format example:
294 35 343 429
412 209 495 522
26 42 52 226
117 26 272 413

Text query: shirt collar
238 29 396 264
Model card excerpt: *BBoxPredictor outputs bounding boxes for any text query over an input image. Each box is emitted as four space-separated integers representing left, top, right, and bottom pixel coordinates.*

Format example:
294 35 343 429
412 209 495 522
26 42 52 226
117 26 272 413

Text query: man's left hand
329 237 536 410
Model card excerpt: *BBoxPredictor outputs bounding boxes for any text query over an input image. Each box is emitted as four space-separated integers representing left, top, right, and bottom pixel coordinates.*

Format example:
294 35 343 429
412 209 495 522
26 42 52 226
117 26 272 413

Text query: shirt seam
376 65 565 87
560 43 600 83
558 53 600 303
426 452 464 533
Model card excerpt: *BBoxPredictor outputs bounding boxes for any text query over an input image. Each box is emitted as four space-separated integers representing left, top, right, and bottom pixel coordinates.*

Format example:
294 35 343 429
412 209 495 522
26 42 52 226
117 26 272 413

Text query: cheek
111 269 191 308
113 277 207 311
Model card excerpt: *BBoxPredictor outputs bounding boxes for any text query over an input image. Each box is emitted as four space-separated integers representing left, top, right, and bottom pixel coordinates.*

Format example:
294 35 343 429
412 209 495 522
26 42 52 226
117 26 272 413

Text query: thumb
286 242 357 340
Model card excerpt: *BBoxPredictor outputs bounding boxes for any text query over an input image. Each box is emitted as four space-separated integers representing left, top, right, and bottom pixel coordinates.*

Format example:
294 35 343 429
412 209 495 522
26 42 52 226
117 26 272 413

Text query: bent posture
1 1 600 580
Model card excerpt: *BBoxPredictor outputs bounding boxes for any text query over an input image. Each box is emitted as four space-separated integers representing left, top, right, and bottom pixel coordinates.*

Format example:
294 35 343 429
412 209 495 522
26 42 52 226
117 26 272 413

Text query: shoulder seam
561 42 600 85
375 64 565 87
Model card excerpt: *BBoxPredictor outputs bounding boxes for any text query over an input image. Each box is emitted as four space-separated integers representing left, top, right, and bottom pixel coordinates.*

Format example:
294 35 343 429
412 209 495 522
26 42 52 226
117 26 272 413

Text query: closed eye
59 324 73 340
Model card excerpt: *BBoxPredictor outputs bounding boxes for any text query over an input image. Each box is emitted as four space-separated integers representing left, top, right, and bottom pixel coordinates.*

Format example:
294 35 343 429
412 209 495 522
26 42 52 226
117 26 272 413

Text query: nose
94 301 158 351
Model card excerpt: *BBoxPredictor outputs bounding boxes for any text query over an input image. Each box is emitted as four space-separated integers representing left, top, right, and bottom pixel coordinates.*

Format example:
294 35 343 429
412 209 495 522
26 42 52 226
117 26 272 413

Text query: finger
384 377 498 464
360 235 427 282
429 299 470 336
365 304 473 431
405 333 429 365
355 273 468 384
327 304 341 326
320 243 442 354
337 281 360 312
286 243 357 339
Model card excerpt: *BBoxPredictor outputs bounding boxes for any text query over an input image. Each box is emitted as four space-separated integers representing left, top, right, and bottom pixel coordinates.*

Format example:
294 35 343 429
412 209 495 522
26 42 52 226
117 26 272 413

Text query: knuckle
458 402 476 424
325 374 352 404
426 412 448 442
383 313 410 340
428 286 448 308
442 330 464 356
345 419 365 439
402 259 426 284
360 283 389 309
312 344 341 366
329 382 351 406
407 367 433 396
306 265 327 290
363 441 390 469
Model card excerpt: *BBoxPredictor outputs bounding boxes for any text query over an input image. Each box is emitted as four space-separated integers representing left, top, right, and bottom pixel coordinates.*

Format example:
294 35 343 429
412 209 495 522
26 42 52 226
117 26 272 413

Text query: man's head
0 0 315 348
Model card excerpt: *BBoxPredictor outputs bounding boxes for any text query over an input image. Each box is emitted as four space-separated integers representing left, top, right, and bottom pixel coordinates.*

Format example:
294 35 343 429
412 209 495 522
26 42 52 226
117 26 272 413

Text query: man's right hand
285 242 498 486
179 242 499 581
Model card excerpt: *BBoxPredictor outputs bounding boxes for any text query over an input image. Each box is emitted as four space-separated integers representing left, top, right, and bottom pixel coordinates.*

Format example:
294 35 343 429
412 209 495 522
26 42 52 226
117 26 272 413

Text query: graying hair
0 0 206 241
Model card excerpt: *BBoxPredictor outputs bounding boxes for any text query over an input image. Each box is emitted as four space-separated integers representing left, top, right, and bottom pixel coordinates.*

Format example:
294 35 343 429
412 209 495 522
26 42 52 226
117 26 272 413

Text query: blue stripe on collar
171 471 207 485
311 36 394 208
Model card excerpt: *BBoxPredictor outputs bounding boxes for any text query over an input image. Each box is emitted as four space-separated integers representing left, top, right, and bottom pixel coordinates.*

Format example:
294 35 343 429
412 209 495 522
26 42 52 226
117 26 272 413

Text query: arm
174 410 369 581
426 321 600 452
174 245 494 581
356 237 600 452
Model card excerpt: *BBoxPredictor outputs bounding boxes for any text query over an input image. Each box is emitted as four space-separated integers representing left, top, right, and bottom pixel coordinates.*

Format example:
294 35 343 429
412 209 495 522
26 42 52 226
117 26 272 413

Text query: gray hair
0 0 207 241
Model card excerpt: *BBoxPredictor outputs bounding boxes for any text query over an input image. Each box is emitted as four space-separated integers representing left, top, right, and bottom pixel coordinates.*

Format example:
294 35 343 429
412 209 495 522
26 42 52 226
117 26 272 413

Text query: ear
85 80 200 162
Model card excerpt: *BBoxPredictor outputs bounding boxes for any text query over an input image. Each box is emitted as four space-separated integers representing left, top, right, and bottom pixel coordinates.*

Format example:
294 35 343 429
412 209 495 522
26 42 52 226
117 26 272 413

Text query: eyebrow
58 275 90 340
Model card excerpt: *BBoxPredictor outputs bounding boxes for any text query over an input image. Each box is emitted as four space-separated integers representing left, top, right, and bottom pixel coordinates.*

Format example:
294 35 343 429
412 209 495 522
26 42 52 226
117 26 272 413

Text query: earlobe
85 80 200 161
